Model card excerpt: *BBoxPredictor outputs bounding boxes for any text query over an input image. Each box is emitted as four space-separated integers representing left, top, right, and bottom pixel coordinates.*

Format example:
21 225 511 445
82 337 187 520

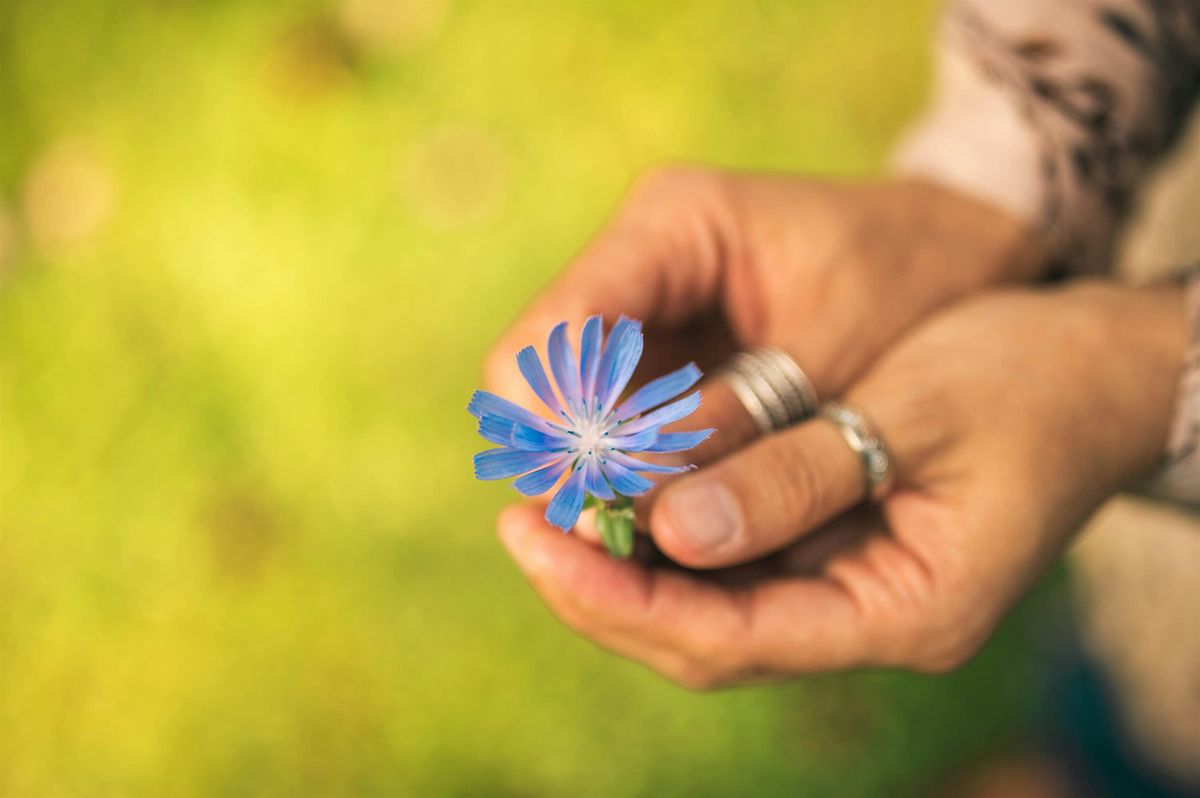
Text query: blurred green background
1 1 1053 795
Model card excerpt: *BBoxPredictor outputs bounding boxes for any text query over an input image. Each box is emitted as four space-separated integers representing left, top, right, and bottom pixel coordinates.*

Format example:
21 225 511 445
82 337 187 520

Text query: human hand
485 167 1042 449
496 281 1186 686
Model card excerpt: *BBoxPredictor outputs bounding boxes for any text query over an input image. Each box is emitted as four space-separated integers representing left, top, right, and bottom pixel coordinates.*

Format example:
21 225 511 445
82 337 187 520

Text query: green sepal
596 496 635 559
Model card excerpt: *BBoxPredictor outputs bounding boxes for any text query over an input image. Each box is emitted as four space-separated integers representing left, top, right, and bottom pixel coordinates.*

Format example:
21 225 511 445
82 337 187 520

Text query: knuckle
686 635 747 681
909 641 980 675
760 440 825 529
541 598 592 641
866 538 938 613
670 663 723 692
628 164 726 213
657 638 749 691
631 164 694 195
482 345 512 391
897 602 986 675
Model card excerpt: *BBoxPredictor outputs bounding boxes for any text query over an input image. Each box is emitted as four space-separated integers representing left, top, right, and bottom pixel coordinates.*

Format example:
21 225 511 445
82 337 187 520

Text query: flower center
573 413 611 459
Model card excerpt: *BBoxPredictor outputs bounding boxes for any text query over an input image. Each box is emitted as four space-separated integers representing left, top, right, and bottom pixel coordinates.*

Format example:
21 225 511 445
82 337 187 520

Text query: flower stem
596 496 635 559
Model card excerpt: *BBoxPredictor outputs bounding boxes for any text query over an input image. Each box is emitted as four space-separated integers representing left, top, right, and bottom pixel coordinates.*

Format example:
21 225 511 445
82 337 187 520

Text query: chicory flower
469 316 713 547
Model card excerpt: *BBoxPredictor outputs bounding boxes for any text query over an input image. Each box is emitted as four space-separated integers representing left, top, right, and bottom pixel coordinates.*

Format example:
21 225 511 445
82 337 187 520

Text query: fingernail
663 480 742 552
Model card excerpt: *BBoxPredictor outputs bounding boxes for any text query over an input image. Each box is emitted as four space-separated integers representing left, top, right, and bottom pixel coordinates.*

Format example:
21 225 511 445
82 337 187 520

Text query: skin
483 169 1187 688
484 167 1043 406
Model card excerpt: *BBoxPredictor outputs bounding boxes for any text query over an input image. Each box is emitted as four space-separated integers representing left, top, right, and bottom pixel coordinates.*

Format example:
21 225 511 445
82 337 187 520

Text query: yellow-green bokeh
2 2 1046 796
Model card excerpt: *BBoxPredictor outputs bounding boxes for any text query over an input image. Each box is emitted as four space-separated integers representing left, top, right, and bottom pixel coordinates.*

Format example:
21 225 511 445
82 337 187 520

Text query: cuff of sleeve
1147 267 1200 504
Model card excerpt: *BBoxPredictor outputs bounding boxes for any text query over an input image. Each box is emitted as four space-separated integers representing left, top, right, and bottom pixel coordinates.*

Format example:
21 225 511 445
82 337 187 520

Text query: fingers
648 345 938 569
498 503 749 685
649 417 866 569
483 168 730 404
636 341 843 491
497 502 868 686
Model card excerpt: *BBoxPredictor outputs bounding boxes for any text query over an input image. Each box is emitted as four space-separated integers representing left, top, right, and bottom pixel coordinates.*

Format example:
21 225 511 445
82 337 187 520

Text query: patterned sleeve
893 0 1200 502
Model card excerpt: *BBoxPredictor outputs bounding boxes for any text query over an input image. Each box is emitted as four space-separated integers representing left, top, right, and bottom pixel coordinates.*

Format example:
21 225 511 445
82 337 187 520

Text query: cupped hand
484 167 1042 454
497 281 1185 687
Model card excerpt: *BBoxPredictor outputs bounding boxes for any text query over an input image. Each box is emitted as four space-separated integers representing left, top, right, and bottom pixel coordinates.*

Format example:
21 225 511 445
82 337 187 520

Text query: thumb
649 416 868 569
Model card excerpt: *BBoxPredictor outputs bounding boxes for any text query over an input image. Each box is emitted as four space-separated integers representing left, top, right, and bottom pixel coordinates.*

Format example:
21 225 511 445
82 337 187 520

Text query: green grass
1 1 1050 795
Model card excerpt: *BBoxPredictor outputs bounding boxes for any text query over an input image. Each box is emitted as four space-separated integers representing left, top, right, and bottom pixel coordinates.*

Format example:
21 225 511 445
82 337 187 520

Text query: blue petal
548 322 583 415
517 346 565 418
605 451 693 475
613 390 701 435
545 465 587 531
513 456 571 496
477 414 516 447
468 391 564 434
599 457 654 496
512 423 574 452
584 458 615 500
579 315 603 407
479 412 573 452
613 363 701 421
595 317 643 415
605 427 659 452
643 429 714 453
475 448 566 480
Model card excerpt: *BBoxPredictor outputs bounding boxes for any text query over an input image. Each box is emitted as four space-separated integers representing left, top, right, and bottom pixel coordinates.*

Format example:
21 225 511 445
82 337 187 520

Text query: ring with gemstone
818 402 894 502
720 348 819 434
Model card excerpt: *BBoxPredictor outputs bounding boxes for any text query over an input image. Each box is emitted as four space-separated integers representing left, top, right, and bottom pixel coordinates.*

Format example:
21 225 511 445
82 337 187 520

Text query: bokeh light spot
404 125 508 229
337 0 451 53
21 139 115 255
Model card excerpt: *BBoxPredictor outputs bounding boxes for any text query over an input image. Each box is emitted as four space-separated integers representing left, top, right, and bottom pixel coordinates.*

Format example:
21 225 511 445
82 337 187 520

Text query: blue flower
469 316 713 532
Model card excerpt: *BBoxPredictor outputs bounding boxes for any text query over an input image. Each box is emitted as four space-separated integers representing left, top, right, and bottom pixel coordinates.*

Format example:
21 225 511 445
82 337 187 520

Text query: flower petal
613 390 701 436
599 457 655 496
605 427 659 452
545 465 587 531
643 429 715 453
579 315 604 409
468 391 564 434
512 423 575 452
479 412 573 452
517 346 565 418
584 458 615 500
604 450 693 475
613 362 701 421
477 415 516 447
595 317 643 415
474 448 566 480
548 322 584 415
513 456 572 496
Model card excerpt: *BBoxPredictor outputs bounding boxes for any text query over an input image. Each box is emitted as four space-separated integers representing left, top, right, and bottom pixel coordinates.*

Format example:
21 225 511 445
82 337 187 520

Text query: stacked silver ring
721 348 819 434
819 402 894 502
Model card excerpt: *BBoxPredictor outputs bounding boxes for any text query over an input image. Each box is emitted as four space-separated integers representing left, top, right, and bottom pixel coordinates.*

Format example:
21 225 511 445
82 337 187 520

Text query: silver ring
819 402 894 502
720 348 819 434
